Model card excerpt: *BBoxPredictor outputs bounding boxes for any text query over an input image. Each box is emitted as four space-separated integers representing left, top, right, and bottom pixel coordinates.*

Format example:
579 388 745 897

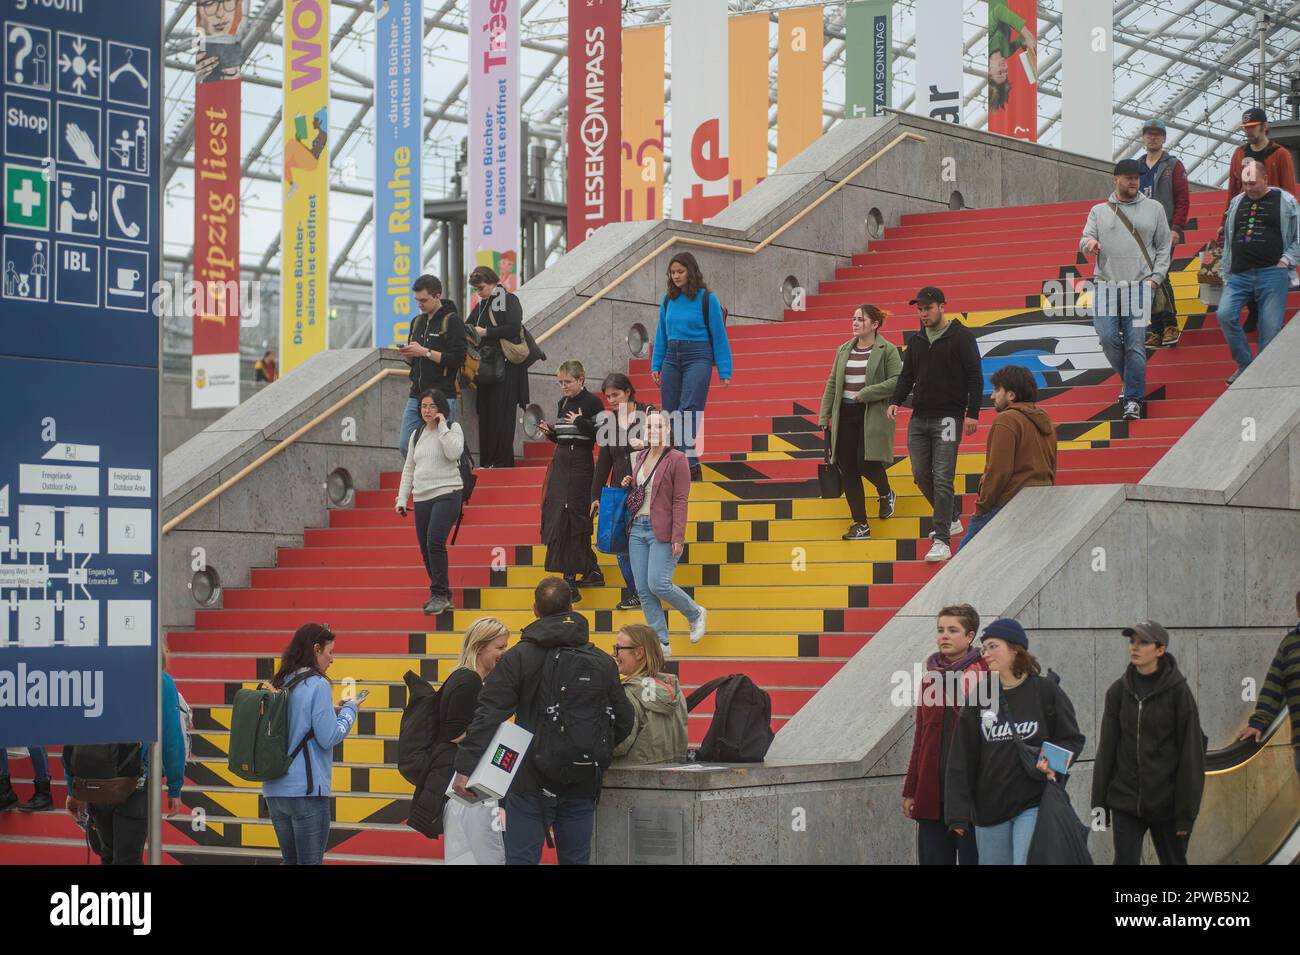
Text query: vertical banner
987 0 1037 141
469 0 520 294
728 13 768 200
670 0 729 223
374 0 422 349
1061 0 1113 160
777 5 824 166
282 0 329 374
913 0 963 124
621 25 664 221
567 0 621 249
845 0 893 119
192 0 243 408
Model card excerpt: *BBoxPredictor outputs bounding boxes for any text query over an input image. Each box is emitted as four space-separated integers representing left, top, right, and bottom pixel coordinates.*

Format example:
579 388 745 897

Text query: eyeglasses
198 0 238 12
611 644 637 654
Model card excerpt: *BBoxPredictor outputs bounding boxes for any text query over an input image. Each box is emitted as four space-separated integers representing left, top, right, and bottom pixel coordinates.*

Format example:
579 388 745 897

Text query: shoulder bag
1109 202 1175 315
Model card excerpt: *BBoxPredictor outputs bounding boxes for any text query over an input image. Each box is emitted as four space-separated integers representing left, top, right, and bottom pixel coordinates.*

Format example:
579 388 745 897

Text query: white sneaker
924 540 952 563
949 518 963 536
688 607 707 644
661 641 672 658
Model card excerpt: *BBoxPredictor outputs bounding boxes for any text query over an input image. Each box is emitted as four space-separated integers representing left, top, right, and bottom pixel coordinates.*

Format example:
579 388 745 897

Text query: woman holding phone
539 361 606 603
396 389 465 616
262 623 362 866
591 372 654 611
466 266 529 468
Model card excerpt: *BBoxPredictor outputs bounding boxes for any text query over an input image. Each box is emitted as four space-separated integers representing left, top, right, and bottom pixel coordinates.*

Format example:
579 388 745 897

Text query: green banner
846 0 893 119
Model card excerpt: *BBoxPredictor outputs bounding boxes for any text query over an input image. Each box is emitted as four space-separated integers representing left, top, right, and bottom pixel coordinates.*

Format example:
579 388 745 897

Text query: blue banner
1 0 162 746
373 0 422 348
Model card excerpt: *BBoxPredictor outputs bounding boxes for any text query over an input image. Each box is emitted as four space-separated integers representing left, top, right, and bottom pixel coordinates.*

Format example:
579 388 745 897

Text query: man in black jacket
452 577 633 864
398 274 467 456
888 287 984 563
1092 621 1205 865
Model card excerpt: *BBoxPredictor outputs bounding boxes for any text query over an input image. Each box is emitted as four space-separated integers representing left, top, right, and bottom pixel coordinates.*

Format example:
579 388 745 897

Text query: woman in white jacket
396 389 465 615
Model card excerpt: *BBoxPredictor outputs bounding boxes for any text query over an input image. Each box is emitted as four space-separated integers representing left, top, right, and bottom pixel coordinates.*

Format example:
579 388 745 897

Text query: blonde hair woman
441 617 510 864
611 623 688 766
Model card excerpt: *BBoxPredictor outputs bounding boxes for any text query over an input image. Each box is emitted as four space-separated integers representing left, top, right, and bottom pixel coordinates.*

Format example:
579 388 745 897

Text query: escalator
1204 712 1299 864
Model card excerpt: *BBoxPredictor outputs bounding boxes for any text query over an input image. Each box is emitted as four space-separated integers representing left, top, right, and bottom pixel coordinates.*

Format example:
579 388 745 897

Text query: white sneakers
689 607 707 644
661 641 672 658
928 518 963 538
924 540 952 563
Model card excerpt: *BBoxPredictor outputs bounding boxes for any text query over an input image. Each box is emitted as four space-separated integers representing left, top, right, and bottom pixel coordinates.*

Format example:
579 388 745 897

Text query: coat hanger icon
108 48 147 88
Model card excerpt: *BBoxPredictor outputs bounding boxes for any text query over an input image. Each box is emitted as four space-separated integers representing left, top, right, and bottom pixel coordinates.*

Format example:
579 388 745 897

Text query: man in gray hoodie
1080 160 1172 421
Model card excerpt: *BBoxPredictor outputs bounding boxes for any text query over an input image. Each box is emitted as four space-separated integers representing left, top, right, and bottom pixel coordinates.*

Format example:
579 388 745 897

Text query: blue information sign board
1 0 162 746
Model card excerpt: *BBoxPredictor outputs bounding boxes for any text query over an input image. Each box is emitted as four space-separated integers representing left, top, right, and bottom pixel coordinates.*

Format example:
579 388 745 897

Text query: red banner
567 0 621 248
987 0 1038 142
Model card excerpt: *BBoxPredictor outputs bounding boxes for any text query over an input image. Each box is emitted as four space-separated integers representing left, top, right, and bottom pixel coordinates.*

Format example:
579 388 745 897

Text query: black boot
0 775 17 812
18 778 53 813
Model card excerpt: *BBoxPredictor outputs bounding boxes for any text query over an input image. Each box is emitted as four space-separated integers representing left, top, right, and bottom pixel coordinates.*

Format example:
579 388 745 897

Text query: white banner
469 0 521 291
1061 0 1113 160
913 0 963 124
670 0 730 222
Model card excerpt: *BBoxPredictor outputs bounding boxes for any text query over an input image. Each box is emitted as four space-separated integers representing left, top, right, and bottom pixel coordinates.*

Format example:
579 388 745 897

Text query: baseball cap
909 286 946 306
981 618 1029 650
1113 159 1143 177
1240 107 1269 128
1122 621 1170 647
1142 118 1167 133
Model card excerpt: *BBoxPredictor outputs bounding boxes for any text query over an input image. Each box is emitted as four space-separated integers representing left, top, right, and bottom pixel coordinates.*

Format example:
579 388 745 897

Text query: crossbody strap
1109 202 1155 273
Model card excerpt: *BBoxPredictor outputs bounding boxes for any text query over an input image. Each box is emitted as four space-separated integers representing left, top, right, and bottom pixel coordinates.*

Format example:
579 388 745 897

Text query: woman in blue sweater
263 623 361 865
650 252 734 479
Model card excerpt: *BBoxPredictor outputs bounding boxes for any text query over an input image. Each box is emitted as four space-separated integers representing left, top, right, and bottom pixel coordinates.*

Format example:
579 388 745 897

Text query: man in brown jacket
957 364 1056 550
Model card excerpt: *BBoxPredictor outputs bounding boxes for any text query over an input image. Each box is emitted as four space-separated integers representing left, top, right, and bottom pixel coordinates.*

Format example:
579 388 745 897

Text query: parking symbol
56 101 102 170
5 23 52 91
4 162 50 231
2 235 50 303
56 172 100 238
105 179 147 244
4 92 51 161
54 240 100 308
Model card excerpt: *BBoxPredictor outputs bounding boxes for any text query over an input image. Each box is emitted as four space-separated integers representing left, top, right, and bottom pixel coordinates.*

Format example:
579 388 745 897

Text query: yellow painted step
193 760 414 796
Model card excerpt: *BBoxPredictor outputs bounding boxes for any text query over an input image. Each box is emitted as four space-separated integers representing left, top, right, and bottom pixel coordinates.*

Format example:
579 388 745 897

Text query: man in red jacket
903 604 989 865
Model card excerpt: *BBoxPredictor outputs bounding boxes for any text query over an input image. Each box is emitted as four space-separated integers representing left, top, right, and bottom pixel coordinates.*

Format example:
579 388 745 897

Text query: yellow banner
777 5 824 167
621 25 665 221
282 0 330 373
729 12 769 200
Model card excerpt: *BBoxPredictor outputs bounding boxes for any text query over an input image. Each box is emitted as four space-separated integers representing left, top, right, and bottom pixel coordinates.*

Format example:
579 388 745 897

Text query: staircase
3 188 1278 864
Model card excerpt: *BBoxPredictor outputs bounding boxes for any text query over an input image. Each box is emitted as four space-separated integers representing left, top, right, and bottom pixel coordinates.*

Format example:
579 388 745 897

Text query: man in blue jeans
0 745 54 812
398 274 466 456
1215 158 1300 385
451 577 633 864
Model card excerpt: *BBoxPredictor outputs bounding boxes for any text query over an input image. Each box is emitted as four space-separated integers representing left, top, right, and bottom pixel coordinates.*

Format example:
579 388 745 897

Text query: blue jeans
907 416 962 543
958 506 1002 550
975 805 1040 865
629 516 701 645
266 795 332 865
0 746 50 782
658 340 713 470
414 491 462 600
503 792 596 865
1092 289 1148 404
616 551 637 598
1216 266 1291 371
400 396 459 456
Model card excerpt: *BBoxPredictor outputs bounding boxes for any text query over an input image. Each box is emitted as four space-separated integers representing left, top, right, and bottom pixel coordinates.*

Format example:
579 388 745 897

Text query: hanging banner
670 0 729 223
374 0 422 349
469 0 520 294
567 0 621 249
987 0 1037 141
913 0 963 124
845 0 892 119
777 5 824 166
729 12 768 200
1061 0 1112 160
192 0 244 409
281 0 329 374
621 25 664 221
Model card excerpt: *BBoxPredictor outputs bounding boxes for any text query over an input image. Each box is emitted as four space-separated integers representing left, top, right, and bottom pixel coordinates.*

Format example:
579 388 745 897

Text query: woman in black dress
590 372 655 611
538 360 606 602
466 265 529 468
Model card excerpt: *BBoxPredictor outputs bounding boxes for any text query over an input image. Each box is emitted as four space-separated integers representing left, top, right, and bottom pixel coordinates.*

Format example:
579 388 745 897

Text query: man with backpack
399 274 468 456
452 577 633 864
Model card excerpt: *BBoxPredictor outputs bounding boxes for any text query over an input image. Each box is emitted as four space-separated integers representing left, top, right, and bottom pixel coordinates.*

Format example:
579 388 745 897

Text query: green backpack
227 671 317 787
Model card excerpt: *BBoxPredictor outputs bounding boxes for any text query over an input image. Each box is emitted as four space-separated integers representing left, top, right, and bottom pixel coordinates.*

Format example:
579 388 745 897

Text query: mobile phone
347 689 370 705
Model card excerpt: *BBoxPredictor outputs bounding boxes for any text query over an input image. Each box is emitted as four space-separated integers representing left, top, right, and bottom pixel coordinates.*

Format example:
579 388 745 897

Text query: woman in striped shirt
818 304 903 540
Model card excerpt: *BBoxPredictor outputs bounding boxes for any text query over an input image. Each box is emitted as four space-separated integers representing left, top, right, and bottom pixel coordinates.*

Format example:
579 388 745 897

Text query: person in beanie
1092 621 1205 865
888 287 983 564
1238 588 1300 784
903 604 988 865
1080 159 1172 422
945 618 1085 866
1135 119 1189 348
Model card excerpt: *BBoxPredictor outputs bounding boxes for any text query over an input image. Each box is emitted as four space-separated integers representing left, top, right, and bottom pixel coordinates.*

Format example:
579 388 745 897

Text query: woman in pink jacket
622 411 706 655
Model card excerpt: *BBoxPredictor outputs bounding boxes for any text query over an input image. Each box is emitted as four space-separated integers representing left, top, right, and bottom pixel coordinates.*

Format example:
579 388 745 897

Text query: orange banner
777 5 823 167
729 12 769 200
621 25 665 221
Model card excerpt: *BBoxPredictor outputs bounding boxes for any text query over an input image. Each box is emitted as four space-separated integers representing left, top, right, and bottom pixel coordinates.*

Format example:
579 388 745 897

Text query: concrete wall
162 375 262 456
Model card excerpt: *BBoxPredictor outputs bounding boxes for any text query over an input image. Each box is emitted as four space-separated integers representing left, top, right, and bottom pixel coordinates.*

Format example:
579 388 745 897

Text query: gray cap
1123 621 1170 647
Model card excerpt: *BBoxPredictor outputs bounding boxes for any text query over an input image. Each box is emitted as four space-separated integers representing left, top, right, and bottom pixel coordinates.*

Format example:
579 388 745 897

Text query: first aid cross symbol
13 178 42 217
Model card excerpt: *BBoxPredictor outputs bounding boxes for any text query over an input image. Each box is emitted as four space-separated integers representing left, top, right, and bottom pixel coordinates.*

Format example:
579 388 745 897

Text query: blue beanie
981 618 1029 649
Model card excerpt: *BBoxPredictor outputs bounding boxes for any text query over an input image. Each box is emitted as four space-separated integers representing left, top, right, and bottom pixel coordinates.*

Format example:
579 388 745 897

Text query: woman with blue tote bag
591 372 655 610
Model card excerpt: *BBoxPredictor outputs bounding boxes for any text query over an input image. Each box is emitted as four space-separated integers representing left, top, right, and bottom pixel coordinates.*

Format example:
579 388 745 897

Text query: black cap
1122 621 1170 647
909 286 945 306
1240 107 1269 128
1113 159 1143 177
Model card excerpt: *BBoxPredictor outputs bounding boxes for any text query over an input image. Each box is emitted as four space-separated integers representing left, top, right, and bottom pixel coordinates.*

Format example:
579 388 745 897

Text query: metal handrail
534 130 928 344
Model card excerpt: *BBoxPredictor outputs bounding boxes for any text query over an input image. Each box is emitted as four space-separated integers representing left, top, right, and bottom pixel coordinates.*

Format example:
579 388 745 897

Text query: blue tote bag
596 486 631 554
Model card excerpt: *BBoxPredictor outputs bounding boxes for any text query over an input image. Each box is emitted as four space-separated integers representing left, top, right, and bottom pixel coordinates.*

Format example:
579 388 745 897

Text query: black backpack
397 671 441 786
685 674 774 763
530 643 619 788
412 426 478 544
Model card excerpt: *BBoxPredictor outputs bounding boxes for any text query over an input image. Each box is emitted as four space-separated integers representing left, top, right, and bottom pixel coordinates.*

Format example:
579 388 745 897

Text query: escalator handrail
1205 710 1289 776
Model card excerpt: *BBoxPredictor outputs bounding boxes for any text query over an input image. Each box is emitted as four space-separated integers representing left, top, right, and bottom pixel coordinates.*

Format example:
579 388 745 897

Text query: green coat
818 337 902 464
